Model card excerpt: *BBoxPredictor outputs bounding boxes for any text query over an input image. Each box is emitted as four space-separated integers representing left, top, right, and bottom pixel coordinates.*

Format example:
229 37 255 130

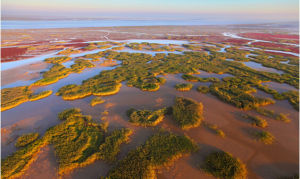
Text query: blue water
2 19 253 29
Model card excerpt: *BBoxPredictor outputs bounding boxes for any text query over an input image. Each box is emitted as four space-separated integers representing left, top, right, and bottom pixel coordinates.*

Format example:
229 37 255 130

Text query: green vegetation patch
90 97 105 107
245 115 268 128
1 138 46 179
58 108 82 120
127 108 166 126
56 81 122 100
107 132 198 178
15 133 40 148
175 83 193 91
197 86 210 93
70 59 95 73
45 111 132 174
203 122 225 137
257 84 299 110
172 97 204 129
1 108 133 178
254 107 291 123
58 48 80 55
210 77 274 110
182 74 220 83
1 86 52 111
29 90 52 101
255 130 275 144
203 151 247 179
44 56 71 64
33 64 71 86
55 50 294 112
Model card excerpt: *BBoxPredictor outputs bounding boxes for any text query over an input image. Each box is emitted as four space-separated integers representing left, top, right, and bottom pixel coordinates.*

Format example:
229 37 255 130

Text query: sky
2 0 299 22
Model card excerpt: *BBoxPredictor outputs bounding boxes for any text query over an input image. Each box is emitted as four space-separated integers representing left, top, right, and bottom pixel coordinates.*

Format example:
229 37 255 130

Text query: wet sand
1 62 49 87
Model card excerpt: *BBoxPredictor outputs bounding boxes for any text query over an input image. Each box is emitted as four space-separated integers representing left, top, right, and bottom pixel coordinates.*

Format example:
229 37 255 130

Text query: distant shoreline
2 20 299 30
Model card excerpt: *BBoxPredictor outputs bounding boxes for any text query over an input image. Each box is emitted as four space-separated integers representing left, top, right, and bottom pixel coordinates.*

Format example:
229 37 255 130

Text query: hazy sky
2 0 299 21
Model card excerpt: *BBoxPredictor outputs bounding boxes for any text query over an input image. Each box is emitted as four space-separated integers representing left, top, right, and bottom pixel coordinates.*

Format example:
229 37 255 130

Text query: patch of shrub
203 151 247 179
172 97 204 129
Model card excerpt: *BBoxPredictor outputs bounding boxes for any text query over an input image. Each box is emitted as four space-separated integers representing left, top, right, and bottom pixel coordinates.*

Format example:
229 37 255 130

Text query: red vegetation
222 39 251 45
252 42 299 53
1 47 28 62
239 33 299 43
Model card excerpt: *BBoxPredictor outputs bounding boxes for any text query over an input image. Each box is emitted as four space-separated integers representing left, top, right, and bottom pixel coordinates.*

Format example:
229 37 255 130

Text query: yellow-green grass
56 82 122 100
172 97 204 130
1 108 133 178
197 86 210 94
70 59 95 73
203 151 247 179
1 87 52 111
127 108 166 127
254 107 291 123
32 64 71 86
58 108 82 120
90 97 105 107
111 46 125 50
44 56 71 64
175 83 193 91
93 83 122 96
1 139 46 179
245 115 268 128
203 122 226 137
15 133 40 148
55 50 298 110
29 90 52 101
98 45 113 49
58 48 80 55
255 130 275 144
107 132 198 178
140 83 160 92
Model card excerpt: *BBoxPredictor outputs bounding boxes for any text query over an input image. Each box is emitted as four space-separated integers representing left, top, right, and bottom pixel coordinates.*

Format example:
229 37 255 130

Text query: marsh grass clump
245 115 268 128
98 128 133 161
15 133 40 148
254 107 291 123
34 59 95 86
197 86 210 93
58 108 82 120
55 50 298 111
127 108 166 126
2 108 133 178
255 130 275 144
175 83 193 91
1 86 52 111
1 138 46 179
70 59 95 73
275 113 291 123
204 122 226 137
29 90 52 101
44 56 71 64
182 74 220 83
58 48 80 55
172 97 204 129
90 97 105 107
203 151 247 179
210 77 275 110
107 132 198 178
127 77 164 92
1 86 31 111
33 64 71 86
111 46 125 50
